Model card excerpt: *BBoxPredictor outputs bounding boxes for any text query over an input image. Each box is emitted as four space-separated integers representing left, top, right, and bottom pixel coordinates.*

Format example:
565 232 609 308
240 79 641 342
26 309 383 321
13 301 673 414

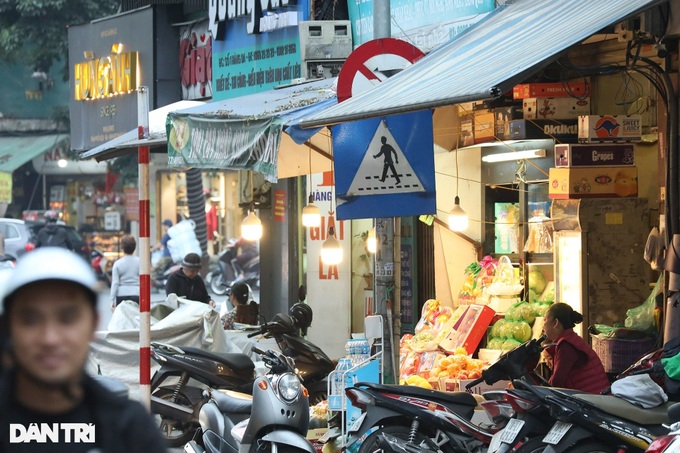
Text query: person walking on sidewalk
110 234 140 310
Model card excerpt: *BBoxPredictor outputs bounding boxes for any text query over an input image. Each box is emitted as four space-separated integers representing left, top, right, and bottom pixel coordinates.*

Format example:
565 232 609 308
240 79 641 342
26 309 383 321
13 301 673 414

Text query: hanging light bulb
366 227 377 254
241 210 263 240
448 196 468 232
301 194 321 227
321 226 343 264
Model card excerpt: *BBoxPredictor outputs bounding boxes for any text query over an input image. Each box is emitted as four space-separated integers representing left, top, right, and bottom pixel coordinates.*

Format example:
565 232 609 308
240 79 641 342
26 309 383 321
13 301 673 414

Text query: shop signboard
210 0 310 100
68 8 154 151
347 0 494 52
32 142 107 175
305 171 351 360
180 20 213 100
124 187 139 222
166 115 281 183
0 173 11 204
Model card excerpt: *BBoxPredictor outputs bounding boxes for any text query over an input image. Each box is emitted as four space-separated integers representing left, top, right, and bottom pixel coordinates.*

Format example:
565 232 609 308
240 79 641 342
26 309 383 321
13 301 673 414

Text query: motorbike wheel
152 388 200 447
210 274 227 295
358 425 452 453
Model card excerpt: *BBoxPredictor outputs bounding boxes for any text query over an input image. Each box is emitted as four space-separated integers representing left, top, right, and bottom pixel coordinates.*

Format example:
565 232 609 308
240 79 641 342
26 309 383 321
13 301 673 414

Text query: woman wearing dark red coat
542 303 610 394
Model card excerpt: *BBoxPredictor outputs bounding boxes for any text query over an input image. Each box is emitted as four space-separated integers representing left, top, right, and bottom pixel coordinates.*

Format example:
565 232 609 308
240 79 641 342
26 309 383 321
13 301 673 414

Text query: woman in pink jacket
543 303 610 393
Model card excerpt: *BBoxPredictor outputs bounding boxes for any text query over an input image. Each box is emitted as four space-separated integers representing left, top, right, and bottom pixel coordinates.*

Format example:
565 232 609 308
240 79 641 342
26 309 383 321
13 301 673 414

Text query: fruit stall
398 254 555 392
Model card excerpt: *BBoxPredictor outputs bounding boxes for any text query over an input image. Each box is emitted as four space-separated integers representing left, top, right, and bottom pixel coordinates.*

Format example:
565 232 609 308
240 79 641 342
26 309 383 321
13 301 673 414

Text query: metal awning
80 100 205 161
165 78 337 182
0 134 69 173
299 0 666 127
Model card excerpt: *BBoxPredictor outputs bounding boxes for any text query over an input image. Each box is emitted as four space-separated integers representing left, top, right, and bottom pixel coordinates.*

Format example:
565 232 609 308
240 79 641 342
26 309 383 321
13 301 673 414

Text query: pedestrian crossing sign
346 120 425 196
331 110 436 220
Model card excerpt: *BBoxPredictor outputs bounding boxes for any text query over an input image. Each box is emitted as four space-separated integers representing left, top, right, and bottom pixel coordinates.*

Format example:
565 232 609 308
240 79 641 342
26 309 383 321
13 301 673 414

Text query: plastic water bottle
357 338 370 364
333 358 351 396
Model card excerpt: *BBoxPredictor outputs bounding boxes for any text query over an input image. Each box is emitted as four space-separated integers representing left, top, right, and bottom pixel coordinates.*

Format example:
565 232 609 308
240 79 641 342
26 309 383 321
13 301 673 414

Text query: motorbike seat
181 347 255 374
357 382 478 407
212 389 253 414
572 393 674 425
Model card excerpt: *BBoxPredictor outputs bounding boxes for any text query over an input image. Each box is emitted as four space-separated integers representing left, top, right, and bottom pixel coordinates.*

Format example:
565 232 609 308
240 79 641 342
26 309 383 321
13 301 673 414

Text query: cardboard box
460 379 512 394
459 114 475 147
494 106 523 140
523 97 590 119
513 81 589 99
474 110 495 144
439 378 511 394
554 143 635 168
548 166 638 199
440 305 496 355
578 115 642 142
509 119 578 142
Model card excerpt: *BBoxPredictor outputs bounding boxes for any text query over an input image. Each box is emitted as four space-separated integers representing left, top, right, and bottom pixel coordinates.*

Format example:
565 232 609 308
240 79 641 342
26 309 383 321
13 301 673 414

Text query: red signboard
273 190 286 222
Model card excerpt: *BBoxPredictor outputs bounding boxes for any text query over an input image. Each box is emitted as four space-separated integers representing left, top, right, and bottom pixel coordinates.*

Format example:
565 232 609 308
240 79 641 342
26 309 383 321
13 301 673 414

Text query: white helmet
2 247 97 311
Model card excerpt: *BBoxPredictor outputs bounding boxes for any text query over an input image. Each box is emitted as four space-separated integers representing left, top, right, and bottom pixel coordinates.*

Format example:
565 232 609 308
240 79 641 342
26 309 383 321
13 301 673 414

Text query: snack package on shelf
524 214 554 253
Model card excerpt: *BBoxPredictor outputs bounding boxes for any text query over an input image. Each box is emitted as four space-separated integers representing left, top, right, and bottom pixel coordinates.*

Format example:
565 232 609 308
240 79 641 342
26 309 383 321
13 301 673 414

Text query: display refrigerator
550 198 651 338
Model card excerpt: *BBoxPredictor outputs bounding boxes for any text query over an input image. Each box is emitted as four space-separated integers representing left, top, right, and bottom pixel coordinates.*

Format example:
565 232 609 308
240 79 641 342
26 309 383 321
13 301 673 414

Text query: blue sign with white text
332 111 435 220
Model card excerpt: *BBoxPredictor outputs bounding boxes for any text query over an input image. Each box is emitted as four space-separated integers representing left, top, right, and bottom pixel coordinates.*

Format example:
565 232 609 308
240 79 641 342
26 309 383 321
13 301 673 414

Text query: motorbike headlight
277 373 302 402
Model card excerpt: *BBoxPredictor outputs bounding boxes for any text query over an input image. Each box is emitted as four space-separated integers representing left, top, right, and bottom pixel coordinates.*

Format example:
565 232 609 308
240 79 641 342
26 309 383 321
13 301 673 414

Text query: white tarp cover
87 297 239 400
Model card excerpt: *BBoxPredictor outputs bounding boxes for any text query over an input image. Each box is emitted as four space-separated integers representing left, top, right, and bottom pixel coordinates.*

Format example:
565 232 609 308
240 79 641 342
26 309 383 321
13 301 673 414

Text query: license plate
499 418 525 444
543 421 572 445
488 431 503 453
349 413 366 433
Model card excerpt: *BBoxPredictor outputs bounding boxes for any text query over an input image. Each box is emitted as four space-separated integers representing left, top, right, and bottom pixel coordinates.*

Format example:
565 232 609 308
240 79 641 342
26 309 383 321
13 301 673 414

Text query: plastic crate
590 334 656 373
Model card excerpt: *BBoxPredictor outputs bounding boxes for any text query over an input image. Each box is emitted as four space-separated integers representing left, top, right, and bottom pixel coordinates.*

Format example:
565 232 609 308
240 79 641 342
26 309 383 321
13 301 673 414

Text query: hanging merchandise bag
624 274 663 333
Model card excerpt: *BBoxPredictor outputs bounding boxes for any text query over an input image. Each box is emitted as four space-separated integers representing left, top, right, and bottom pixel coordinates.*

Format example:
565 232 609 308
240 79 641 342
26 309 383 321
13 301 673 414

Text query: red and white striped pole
137 86 151 410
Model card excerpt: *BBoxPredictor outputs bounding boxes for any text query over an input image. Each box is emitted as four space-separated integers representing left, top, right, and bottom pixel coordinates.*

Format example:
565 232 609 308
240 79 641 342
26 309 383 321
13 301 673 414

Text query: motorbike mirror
298 285 306 302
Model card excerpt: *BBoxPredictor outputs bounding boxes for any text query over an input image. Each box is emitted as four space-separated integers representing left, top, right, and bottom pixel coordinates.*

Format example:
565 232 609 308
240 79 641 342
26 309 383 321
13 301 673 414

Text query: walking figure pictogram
373 136 401 185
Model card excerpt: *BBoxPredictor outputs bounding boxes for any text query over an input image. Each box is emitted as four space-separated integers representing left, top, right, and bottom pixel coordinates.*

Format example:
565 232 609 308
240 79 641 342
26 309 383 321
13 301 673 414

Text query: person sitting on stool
222 282 258 329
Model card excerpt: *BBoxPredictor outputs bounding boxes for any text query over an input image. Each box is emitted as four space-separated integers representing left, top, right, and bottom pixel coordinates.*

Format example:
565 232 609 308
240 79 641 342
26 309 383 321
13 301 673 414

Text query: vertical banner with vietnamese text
305 171 351 360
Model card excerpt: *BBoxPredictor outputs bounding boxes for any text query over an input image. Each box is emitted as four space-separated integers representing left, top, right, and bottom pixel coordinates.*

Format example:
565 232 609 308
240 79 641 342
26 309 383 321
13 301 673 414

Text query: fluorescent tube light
482 149 547 163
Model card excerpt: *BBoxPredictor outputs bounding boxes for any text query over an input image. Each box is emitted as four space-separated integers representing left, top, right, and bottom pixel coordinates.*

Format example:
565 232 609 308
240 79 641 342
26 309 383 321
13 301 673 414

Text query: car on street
0 218 90 262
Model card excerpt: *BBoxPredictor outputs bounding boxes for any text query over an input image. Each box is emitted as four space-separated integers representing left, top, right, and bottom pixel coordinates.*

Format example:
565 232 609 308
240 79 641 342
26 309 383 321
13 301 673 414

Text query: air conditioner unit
299 20 352 61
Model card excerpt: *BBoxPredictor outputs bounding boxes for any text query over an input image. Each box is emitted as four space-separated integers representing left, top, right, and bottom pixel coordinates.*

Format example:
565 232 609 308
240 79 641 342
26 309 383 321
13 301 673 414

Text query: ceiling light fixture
448 146 468 232
241 171 263 241
481 148 547 163
301 147 321 227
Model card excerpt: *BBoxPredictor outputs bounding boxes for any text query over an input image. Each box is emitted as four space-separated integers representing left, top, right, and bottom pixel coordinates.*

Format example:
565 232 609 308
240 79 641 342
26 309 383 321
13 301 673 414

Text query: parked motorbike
510 379 673 453
154 262 181 291
343 335 550 453
211 240 260 295
150 301 333 446
91 248 111 286
150 342 256 446
646 403 680 453
246 308 335 404
183 346 316 453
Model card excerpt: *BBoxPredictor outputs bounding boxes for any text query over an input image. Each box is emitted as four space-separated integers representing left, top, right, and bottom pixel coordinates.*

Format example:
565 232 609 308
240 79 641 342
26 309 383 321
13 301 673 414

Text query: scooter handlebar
464 376 486 390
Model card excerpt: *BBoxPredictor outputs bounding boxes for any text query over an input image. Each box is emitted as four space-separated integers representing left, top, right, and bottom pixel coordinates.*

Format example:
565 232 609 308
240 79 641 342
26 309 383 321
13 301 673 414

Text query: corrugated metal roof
299 0 666 127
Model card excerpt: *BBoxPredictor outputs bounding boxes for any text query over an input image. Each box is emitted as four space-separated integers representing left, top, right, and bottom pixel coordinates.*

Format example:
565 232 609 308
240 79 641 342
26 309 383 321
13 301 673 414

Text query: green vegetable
511 321 532 343
488 338 504 350
501 339 522 351
528 270 547 294
491 319 507 338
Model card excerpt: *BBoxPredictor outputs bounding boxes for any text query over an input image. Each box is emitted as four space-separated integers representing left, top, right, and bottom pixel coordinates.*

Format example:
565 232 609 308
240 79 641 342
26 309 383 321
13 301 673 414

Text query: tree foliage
0 0 119 77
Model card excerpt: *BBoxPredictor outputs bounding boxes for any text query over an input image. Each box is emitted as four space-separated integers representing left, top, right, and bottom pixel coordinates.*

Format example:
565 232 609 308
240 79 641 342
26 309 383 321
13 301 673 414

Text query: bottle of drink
358 338 370 364
333 358 351 396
